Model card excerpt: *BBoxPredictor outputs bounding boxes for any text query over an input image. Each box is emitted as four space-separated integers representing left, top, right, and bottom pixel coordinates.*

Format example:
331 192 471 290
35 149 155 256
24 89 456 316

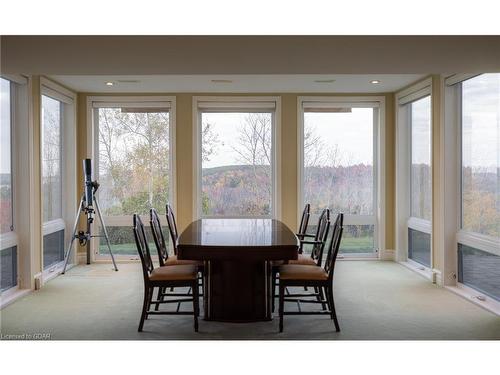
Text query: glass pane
1 246 17 292
201 112 272 216
99 225 166 256
42 95 63 222
1 78 13 234
97 108 170 216
408 228 431 267
43 229 65 269
458 244 500 301
303 108 374 216
461 73 500 238
340 224 374 253
410 96 432 220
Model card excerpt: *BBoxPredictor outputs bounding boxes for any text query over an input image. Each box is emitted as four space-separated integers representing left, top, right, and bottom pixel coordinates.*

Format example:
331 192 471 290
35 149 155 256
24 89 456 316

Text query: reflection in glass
408 228 431 267
458 243 500 301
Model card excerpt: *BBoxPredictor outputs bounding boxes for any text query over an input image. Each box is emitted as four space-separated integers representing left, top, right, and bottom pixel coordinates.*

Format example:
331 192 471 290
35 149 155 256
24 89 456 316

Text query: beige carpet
1 261 499 340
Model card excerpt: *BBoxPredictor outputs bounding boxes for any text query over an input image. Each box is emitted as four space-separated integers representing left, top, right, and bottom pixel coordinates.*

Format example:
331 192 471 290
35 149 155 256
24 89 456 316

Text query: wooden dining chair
296 203 311 253
150 208 203 311
272 208 330 312
278 212 344 332
133 214 200 332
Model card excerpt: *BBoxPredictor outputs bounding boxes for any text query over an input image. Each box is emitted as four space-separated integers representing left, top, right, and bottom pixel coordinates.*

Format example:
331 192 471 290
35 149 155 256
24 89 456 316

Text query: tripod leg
94 196 118 271
62 195 85 274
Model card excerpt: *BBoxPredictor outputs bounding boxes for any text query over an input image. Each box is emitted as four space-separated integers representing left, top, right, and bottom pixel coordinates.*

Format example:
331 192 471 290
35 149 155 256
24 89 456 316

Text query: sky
1 78 11 174
202 108 376 169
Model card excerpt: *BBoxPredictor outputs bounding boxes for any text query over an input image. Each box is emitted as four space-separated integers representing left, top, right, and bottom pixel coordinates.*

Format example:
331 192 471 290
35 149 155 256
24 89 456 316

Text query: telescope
62 158 118 273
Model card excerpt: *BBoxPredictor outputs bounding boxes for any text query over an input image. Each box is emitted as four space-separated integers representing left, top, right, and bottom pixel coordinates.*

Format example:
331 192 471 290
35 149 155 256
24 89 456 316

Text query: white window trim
395 79 433 265
442 73 500 294
192 96 282 221
87 95 177 261
1 75 31 298
40 77 77 279
297 96 385 258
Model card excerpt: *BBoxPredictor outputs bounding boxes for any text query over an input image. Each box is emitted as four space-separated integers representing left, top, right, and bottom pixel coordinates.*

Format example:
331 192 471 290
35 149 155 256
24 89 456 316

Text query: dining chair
296 203 311 253
133 214 200 332
271 208 330 312
278 212 344 332
150 208 203 311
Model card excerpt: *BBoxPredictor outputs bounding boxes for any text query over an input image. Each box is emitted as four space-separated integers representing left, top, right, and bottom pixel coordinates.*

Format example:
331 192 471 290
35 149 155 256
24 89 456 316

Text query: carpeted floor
1 261 499 340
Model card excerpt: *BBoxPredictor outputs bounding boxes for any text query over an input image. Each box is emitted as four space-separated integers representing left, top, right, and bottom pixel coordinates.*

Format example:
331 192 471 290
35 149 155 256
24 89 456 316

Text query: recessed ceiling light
105 81 115 86
314 79 335 83
211 79 232 83
370 80 381 84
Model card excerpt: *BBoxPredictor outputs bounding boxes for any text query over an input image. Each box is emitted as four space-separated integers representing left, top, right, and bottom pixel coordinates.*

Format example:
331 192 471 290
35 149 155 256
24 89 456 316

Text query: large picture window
1 77 17 292
457 73 500 301
408 95 432 267
41 94 65 269
300 99 380 255
93 98 174 256
195 98 278 219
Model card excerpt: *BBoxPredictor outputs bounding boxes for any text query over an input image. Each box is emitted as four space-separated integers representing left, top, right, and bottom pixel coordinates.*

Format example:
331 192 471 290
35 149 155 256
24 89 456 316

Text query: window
461 74 500 238
1 78 13 234
41 94 65 269
456 73 500 300
195 98 278 218
300 99 380 254
408 95 432 267
1 77 17 291
93 98 174 256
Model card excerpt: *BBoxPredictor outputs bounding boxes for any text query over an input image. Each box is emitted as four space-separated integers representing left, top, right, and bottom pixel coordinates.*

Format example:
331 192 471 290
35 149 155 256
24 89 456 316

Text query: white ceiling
50 74 425 93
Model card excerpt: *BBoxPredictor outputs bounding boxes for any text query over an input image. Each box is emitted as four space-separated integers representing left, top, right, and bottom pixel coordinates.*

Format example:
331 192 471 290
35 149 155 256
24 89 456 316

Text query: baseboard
379 248 395 261
0 287 32 309
399 260 434 282
445 284 500 316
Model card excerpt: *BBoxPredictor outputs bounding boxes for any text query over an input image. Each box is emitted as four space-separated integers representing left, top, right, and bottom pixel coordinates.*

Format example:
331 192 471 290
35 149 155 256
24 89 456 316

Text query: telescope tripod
62 192 118 274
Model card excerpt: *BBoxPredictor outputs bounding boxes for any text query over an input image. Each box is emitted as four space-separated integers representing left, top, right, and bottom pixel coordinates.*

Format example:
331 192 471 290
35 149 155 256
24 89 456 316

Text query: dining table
177 218 299 322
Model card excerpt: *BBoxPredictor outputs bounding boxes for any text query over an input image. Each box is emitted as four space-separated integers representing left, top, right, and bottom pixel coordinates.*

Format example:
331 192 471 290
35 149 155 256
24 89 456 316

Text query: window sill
398 259 435 282
445 283 500 316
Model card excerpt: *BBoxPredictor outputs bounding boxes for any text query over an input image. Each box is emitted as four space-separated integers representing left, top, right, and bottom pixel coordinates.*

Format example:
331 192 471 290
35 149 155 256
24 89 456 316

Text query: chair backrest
310 208 330 265
298 203 311 236
165 203 179 255
324 213 344 280
133 214 154 281
150 208 168 267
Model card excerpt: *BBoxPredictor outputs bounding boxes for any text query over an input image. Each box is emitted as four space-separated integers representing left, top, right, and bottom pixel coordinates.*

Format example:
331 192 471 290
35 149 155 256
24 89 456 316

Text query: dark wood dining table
177 219 299 322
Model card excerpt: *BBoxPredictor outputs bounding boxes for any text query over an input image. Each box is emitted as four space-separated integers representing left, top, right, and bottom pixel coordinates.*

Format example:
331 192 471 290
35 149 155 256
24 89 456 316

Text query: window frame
297 96 386 258
395 79 434 273
192 96 282 221
441 73 500 313
0 77 18 292
88 95 177 261
40 77 77 279
0 74 32 306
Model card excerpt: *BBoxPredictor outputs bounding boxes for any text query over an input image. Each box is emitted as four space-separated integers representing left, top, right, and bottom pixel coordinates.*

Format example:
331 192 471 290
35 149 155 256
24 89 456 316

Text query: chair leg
138 286 151 332
272 269 277 313
279 284 285 333
155 287 163 311
193 281 199 332
147 286 154 315
326 286 340 332
318 287 327 311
